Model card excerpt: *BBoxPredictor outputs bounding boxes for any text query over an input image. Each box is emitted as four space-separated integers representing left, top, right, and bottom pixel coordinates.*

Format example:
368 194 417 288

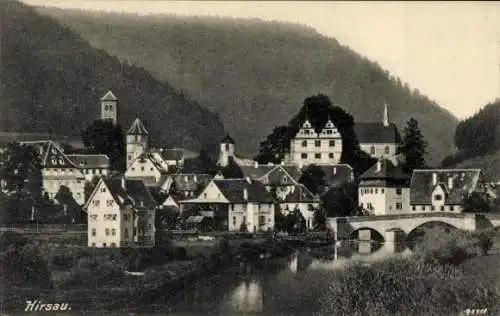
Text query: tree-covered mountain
36 6 459 166
0 2 225 154
442 99 500 181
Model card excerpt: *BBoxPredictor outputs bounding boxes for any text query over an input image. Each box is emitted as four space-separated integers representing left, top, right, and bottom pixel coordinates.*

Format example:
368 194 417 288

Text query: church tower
217 134 235 167
126 118 148 167
101 90 118 125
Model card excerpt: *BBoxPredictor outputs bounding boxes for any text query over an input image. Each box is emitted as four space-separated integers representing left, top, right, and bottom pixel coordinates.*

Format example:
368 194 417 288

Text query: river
136 241 412 315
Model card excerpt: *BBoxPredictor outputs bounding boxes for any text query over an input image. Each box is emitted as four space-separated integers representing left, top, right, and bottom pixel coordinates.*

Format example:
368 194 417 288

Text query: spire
127 118 148 135
383 103 389 127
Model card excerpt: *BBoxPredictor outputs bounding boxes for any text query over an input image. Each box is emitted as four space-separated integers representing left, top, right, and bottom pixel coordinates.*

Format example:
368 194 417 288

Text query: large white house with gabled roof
83 176 156 248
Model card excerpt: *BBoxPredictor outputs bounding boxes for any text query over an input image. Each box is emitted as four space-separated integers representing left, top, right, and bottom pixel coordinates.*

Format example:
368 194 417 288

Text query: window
259 215 265 226
370 146 375 154
100 187 106 193
233 216 236 226
450 205 454 211
412 206 416 211
327 130 333 135
109 105 113 111
243 216 246 224
132 168 135 171
421 206 425 211
315 140 321 147
384 146 390 154
92 200 100 206
315 153 321 159
91 228 96 236
150 167 154 171
231 204 235 211
111 228 116 236
329 153 334 159
329 140 335 147
381 189 384 193
103 243 107 247
106 200 114 207
204 193 207 199
396 203 402 209
258 204 261 211
91 243 96 246
111 242 116 247
141 167 145 172
396 188 402 195
431 206 435 211
124 228 129 238
135 135 138 142
434 194 443 201
302 140 307 147
105 228 110 236
225 144 230 151
112 214 117 220
440 206 445 211
375 188 378 194
301 153 308 159
124 214 130 221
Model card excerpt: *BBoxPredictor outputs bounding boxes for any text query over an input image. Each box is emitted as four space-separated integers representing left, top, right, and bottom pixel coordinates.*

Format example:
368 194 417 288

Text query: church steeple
383 103 389 127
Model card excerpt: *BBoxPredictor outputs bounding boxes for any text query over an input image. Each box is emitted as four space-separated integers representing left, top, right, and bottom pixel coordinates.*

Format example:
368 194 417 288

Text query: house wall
217 143 235 167
126 134 147 167
359 186 410 215
360 143 398 159
410 204 463 213
228 202 274 232
81 168 109 182
290 136 342 166
101 99 117 124
280 202 320 229
42 167 86 205
125 158 162 183
87 182 126 248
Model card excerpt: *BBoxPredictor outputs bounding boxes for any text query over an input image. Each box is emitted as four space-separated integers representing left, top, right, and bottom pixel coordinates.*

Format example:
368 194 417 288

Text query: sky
21 1 500 119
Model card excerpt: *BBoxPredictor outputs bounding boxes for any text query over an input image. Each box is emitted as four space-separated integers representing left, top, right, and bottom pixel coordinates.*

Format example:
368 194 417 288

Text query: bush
58 257 125 288
319 256 500 315
413 227 477 265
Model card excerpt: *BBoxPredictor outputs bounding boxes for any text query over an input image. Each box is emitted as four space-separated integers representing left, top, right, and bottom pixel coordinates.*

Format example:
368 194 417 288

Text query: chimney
333 167 337 175
448 176 454 189
194 175 198 182
383 103 389 127
432 173 438 186
246 176 252 184
281 160 285 166
121 176 126 190
243 188 248 201
254 161 259 168
376 160 382 172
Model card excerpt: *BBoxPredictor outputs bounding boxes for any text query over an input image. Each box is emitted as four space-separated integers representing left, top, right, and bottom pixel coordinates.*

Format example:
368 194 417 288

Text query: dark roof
0 133 84 149
410 169 482 205
186 216 206 223
240 165 276 179
67 154 110 169
21 141 78 168
213 179 274 203
102 177 156 209
160 148 184 161
127 118 148 135
221 134 235 144
317 164 355 188
281 184 320 203
101 90 117 101
354 122 401 144
360 160 409 183
164 173 212 192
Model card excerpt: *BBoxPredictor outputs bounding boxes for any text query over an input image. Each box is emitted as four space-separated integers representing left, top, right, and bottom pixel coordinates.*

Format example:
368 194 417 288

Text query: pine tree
399 118 428 173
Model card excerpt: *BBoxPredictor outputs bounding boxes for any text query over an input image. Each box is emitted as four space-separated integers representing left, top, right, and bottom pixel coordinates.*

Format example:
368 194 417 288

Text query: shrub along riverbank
318 227 500 316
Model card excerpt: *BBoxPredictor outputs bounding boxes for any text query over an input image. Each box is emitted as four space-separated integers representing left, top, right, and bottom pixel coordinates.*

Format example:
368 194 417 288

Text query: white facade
218 142 235 167
228 202 275 232
86 181 134 248
100 91 118 125
359 186 410 215
126 134 148 168
280 202 320 229
289 119 342 166
360 143 399 159
41 167 86 205
125 155 164 184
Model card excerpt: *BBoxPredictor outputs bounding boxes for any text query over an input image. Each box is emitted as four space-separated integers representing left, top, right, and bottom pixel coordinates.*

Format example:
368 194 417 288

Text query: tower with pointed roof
101 90 118 125
126 118 149 167
217 134 236 167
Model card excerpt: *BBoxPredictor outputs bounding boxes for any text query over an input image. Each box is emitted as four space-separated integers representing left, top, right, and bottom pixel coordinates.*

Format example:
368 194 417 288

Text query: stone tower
217 134 235 167
101 90 118 125
126 118 148 167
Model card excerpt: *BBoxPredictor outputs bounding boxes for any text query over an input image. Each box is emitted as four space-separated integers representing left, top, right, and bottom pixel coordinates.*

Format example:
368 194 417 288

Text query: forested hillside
36 6 458 165
442 99 500 180
0 2 225 153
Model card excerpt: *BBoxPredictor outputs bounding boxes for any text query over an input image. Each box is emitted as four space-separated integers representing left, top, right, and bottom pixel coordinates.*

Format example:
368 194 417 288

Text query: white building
358 159 410 215
125 152 169 187
180 178 275 232
409 169 485 213
354 104 402 160
21 141 86 205
287 116 342 166
100 90 118 125
216 134 261 168
84 176 156 248
126 118 149 168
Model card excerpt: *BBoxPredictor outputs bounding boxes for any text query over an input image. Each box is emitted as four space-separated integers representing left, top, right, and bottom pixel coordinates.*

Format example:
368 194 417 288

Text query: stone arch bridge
328 212 500 242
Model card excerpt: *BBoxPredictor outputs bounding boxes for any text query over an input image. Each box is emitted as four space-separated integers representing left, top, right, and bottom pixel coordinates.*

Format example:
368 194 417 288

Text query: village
1 90 498 249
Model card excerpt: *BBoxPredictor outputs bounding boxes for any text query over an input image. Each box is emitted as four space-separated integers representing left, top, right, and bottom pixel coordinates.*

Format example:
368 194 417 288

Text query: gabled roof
20 140 78 168
213 179 274 203
281 184 320 203
127 118 149 135
84 177 156 210
240 165 276 180
360 160 409 182
410 169 483 205
67 154 110 169
316 164 354 188
354 122 401 144
162 173 212 192
221 134 235 144
101 90 117 101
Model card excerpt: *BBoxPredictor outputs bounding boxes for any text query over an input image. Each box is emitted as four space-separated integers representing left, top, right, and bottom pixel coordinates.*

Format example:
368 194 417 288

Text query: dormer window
327 130 333 135
434 194 443 201
302 140 307 147
304 130 310 135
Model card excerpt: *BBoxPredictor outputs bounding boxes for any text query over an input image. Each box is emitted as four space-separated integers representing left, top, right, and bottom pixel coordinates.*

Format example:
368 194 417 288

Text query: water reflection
169 241 413 315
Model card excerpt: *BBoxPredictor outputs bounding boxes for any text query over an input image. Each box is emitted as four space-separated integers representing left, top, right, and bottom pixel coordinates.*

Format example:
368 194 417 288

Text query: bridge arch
349 227 385 242
405 221 462 249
